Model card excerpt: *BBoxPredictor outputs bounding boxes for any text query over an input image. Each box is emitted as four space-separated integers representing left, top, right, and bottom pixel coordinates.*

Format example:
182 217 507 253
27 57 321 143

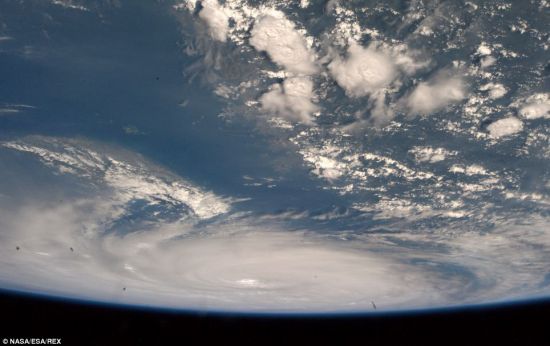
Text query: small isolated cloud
0 108 21 115
479 83 507 99
517 93 550 119
328 42 397 98
51 0 88 11
123 125 144 135
487 116 523 138
198 0 229 42
250 13 317 75
476 42 492 56
405 70 467 114
259 76 318 124
0 104 35 116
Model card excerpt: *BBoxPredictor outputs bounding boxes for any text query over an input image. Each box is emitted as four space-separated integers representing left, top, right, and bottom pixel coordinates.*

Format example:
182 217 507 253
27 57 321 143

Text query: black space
0 291 549 345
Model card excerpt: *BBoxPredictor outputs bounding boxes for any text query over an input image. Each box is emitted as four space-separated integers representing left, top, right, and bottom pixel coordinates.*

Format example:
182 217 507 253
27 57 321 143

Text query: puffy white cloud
326 42 429 124
479 83 507 99
259 77 318 124
487 116 523 138
517 93 550 119
476 42 492 56
250 13 317 75
299 0 310 8
405 70 467 114
476 42 496 68
328 42 397 98
480 56 496 68
198 0 230 42
327 41 428 100
389 44 430 75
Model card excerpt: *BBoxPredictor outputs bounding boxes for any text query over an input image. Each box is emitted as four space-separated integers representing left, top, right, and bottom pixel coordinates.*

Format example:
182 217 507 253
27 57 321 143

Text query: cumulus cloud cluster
409 146 455 163
198 0 229 42
259 77 318 124
487 116 523 138
181 1 472 126
328 42 397 98
327 42 432 123
479 82 507 99
405 70 467 114
250 13 318 75
517 93 550 119
181 3 322 124
247 11 321 123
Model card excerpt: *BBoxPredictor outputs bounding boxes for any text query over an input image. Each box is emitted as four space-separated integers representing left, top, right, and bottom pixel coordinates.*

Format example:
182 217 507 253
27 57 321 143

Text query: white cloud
198 0 230 42
0 108 21 115
517 93 550 119
299 144 347 181
476 42 492 56
2 136 550 312
174 1 198 11
51 0 88 11
259 77 318 124
449 164 489 176
369 93 395 125
326 41 428 124
479 83 507 99
409 146 456 163
299 0 310 8
0 104 36 116
480 56 496 68
389 44 430 75
487 116 523 138
0 203 444 312
328 42 397 98
473 41 495 68
250 13 317 75
405 70 467 114
3 138 231 219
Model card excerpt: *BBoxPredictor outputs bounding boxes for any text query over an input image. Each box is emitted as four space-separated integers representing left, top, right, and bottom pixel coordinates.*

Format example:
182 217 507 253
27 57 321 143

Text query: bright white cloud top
250 12 318 76
487 116 523 138
328 42 397 98
259 77 318 124
198 0 230 42
1 136 550 312
406 71 467 114
1 0 550 316
517 93 550 119
479 83 507 99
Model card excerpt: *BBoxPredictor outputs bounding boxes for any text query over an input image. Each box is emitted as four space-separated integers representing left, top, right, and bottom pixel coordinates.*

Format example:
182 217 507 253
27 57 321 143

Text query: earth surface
0 0 549 313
